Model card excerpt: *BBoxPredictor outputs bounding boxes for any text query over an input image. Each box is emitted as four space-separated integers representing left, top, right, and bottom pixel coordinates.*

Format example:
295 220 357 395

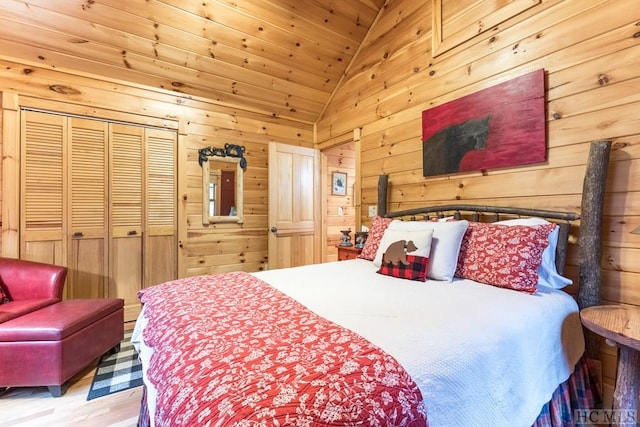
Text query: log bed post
578 139 612 359
377 174 388 217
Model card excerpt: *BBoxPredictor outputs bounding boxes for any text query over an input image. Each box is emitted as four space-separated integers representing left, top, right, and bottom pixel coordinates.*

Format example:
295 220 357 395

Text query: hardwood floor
0 326 142 427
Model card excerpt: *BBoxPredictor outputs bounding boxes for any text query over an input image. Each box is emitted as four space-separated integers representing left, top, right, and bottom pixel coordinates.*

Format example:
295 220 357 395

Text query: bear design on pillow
383 240 418 266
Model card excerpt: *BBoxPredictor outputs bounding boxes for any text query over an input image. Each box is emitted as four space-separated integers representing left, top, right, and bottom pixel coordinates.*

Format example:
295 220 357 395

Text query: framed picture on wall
332 171 347 196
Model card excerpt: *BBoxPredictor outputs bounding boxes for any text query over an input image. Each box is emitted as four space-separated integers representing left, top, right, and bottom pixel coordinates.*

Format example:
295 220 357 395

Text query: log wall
317 0 640 406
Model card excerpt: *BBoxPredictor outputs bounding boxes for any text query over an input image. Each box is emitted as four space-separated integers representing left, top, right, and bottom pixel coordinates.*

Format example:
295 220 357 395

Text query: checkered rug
86 329 143 400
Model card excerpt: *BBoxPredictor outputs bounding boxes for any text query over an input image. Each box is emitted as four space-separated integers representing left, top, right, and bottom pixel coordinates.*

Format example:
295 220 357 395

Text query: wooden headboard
376 140 612 358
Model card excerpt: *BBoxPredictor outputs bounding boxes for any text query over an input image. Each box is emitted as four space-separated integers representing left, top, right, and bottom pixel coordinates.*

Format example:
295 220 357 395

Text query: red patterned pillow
455 222 555 293
358 215 393 260
377 255 429 282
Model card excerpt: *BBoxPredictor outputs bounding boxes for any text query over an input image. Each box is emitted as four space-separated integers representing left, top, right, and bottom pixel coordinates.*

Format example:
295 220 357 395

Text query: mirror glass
202 156 243 224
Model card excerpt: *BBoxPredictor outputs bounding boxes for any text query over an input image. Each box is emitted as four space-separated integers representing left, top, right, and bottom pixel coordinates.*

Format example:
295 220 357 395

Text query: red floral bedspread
139 271 428 427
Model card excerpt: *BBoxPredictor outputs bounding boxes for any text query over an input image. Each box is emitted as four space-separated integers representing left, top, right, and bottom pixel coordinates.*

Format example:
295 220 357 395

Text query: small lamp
339 229 353 247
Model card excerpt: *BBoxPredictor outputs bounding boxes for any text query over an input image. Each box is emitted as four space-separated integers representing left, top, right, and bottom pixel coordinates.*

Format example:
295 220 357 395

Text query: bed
132 141 610 427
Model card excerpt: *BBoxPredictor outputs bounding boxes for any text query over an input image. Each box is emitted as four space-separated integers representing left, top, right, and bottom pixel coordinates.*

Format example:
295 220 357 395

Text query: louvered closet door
144 128 177 287
20 110 66 266
68 117 108 299
110 124 144 322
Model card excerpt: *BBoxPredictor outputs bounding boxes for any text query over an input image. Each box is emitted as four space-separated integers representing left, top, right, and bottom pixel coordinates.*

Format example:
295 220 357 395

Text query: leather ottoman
0 298 124 396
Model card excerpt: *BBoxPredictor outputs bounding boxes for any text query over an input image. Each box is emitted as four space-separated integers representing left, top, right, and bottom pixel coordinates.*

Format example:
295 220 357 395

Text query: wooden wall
0 102 3 251
317 0 640 406
324 142 356 261
0 58 313 279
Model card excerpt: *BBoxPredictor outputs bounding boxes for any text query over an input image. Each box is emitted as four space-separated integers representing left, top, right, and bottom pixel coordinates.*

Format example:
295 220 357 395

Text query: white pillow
373 228 434 266
496 217 573 289
376 220 469 281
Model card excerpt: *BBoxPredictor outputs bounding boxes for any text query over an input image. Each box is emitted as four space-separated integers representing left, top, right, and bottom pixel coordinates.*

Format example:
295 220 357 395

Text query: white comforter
133 258 584 427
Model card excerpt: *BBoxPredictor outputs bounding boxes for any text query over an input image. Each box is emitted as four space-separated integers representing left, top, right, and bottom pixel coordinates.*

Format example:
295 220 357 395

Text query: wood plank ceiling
0 0 387 124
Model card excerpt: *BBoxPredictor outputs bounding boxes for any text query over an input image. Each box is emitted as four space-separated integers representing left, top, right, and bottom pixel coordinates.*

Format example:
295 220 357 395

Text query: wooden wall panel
324 142 356 260
0 104 2 251
317 0 640 407
0 93 20 256
319 0 628 141
0 57 313 281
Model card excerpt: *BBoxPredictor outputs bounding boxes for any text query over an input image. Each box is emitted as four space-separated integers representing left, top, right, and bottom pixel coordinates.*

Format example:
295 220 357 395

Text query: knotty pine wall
317 0 640 405
0 105 2 252
324 142 356 261
0 58 313 279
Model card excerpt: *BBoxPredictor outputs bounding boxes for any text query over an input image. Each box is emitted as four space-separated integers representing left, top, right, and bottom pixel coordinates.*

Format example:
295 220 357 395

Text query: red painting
422 69 546 177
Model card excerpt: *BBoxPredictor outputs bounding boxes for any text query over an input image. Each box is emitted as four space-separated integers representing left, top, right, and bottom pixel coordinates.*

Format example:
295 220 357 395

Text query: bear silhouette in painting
422 115 491 176
382 240 418 266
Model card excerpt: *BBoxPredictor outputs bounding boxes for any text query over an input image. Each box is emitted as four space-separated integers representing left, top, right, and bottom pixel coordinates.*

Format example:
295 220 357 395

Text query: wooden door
20 110 67 267
144 127 177 288
67 117 108 299
20 111 177 310
109 124 143 322
268 142 320 269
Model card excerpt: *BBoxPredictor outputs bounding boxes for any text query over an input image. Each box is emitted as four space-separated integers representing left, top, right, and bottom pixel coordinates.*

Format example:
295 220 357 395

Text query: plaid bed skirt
137 353 601 427
532 355 602 427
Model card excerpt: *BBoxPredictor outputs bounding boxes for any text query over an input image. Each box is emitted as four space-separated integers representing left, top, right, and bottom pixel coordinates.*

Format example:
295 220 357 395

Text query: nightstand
337 245 362 261
580 305 640 425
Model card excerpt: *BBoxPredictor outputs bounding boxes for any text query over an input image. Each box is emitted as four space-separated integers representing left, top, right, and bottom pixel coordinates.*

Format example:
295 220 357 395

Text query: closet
21 109 177 321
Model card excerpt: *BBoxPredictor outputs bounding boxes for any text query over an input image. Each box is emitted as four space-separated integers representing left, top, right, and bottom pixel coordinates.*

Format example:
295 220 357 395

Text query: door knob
270 226 277 233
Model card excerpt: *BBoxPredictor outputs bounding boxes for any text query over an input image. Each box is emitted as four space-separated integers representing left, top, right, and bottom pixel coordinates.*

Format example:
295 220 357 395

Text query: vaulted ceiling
0 0 388 123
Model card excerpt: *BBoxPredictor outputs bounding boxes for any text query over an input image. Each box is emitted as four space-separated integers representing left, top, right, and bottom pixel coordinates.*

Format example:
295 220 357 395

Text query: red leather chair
0 258 67 323
0 258 124 396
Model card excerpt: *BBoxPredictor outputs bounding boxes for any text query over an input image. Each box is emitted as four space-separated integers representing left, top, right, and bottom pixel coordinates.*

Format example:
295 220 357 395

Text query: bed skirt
532 355 602 427
136 353 600 427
